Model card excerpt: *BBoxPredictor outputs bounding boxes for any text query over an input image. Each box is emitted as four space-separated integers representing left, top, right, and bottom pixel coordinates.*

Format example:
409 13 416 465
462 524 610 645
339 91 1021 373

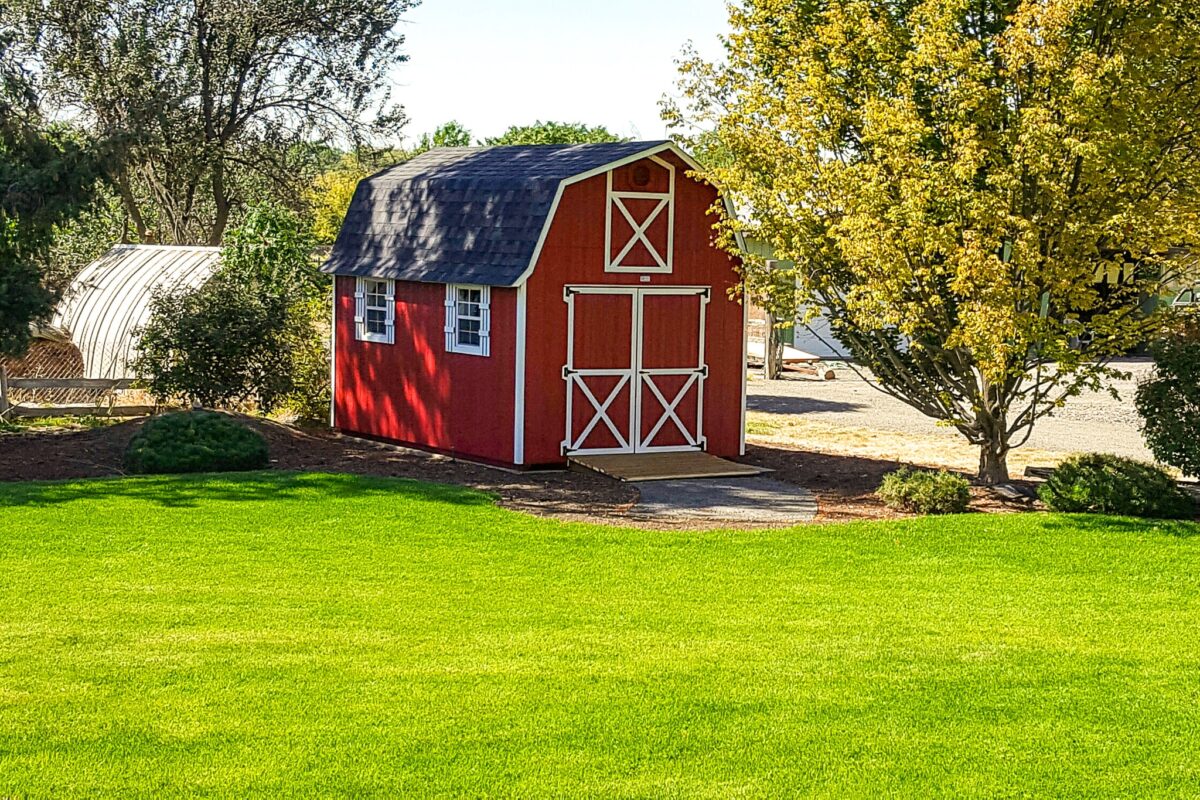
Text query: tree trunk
978 444 1009 485
114 171 151 242
210 160 231 246
764 312 783 380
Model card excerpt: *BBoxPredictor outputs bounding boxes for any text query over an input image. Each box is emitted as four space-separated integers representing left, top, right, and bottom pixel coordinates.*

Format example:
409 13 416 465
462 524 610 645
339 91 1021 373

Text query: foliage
308 156 373 244
0 21 97 356
484 121 626 146
1 473 1199 794
415 121 474 152
1038 453 1194 519
132 205 329 413
670 0 1200 483
41 185 135 293
277 291 333 421
14 0 416 245
132 278 296 409
1135 314 1200 478
877 467 971 515
124 411 269 474
217 204 323 304
0 414 118 433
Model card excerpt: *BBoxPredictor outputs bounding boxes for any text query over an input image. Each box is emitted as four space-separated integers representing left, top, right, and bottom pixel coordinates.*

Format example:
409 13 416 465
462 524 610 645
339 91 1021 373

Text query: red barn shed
323 141 746 470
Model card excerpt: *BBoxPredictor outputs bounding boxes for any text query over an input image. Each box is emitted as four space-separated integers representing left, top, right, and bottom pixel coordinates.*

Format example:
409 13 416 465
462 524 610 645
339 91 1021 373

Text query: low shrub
125 411 270 475
1038 453 1194 520
877 467 972 515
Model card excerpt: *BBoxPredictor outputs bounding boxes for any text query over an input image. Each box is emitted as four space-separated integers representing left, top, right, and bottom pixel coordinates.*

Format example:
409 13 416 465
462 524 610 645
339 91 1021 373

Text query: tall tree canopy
416 120 473 151
672 0 1200 482
484 121 625 146
15 0 416 246
0 17 96 356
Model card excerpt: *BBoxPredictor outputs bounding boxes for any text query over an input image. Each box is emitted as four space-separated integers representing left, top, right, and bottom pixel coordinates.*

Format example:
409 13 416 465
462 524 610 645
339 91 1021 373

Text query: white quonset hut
52 245 221 379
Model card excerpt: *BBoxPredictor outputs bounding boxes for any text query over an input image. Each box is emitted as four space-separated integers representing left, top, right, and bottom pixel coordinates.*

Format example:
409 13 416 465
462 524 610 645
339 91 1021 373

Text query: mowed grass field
1 473 1198 798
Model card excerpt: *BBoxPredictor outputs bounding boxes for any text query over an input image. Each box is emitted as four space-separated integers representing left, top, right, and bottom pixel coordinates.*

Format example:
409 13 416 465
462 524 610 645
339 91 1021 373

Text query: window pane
457 330 480 347
457 302 479 318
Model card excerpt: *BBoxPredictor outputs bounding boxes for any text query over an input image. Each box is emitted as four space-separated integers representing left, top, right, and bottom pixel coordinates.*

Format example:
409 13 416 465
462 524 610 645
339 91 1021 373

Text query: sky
390 0 729 145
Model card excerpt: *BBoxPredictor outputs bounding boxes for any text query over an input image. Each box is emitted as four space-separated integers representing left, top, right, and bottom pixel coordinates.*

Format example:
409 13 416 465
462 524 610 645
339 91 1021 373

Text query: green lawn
1 473 1198 798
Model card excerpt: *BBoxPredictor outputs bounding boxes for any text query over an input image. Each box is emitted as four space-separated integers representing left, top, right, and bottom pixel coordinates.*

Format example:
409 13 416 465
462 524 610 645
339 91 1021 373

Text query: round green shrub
877 467 972 515
125 411 270 475
1037 453 1194 520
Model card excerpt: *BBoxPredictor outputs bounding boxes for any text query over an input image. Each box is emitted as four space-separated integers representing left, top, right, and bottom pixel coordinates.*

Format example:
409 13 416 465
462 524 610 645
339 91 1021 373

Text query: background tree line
1 0 626 420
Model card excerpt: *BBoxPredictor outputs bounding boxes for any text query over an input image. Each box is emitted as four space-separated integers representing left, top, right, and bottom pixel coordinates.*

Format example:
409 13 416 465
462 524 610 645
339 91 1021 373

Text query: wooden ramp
569 451 769 482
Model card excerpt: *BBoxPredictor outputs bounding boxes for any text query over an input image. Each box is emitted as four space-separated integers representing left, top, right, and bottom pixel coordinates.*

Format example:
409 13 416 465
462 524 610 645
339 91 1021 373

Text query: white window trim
445 284 491 357
354 277 395 344
604 154 676 274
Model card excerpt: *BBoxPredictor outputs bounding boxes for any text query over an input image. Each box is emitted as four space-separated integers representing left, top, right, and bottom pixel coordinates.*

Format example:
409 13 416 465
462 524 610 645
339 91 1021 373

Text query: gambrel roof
321 141 682 286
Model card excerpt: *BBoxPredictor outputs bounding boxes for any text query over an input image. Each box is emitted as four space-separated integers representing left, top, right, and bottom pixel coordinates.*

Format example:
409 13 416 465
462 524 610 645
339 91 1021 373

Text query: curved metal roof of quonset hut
321 141 688 286
52 244 222 379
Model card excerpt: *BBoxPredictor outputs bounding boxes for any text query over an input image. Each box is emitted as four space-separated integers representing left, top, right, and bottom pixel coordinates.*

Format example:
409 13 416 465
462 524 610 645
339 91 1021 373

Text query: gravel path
631 477 818 526
748 359 1156 462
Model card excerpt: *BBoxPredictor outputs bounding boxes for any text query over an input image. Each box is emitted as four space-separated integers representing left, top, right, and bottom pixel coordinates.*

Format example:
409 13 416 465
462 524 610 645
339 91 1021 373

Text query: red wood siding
334 277 516 464
521 152 744 466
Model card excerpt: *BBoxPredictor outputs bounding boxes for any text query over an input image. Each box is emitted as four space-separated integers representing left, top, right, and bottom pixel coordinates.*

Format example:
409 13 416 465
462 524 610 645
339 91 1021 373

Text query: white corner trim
513 282 528 465
330 276 338 429
740 283 748 456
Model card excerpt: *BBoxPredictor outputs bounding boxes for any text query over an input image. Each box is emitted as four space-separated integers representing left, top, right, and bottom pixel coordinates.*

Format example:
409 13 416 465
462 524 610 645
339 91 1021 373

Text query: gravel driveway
748 359 1156 462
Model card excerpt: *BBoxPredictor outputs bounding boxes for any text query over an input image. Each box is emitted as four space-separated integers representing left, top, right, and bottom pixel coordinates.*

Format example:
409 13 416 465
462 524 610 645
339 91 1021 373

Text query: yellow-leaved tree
669 0 1200 483
308 156 373 245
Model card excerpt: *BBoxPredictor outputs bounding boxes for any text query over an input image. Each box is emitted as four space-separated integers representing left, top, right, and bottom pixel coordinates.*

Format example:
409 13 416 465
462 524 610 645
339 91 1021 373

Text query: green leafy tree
15 0 416 245
0 22 96 356
484 121 626 146
415 121 473 152
1136 314 1200 478
133 205 330 416
671 0 1200 483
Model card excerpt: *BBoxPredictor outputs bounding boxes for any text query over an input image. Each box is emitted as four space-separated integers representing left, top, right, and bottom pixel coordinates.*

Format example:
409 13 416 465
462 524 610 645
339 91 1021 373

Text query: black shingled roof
321 141 675 286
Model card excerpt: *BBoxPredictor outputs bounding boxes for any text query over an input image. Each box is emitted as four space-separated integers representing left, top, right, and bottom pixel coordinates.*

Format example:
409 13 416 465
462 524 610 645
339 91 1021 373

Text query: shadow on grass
0 470 495 511
1039 513 1200 539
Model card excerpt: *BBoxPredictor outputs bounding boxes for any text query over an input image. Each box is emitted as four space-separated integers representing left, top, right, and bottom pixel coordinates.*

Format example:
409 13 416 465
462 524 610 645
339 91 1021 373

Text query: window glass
360 281 388 335
447 284 489 355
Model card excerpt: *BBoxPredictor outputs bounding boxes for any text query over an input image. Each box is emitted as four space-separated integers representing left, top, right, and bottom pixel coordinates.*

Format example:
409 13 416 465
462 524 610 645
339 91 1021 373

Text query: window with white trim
445 284 490 356
354 277 395 344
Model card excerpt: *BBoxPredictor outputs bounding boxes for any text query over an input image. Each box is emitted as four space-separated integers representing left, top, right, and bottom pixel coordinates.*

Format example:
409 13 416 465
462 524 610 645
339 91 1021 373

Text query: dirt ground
0 416 1036 526
747 359 1157 475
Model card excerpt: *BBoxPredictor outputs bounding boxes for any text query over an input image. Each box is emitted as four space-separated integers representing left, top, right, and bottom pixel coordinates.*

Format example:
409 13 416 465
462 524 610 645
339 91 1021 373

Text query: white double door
563 286 710 455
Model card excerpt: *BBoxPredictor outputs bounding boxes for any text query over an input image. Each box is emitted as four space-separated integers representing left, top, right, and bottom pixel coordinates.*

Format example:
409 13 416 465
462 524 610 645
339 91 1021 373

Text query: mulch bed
741 444 1039 522
0 417 639 523
0 416 1039 525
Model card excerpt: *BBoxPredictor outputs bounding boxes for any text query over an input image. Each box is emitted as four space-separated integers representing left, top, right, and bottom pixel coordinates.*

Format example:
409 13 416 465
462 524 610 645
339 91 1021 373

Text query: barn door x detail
562 286 710 456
